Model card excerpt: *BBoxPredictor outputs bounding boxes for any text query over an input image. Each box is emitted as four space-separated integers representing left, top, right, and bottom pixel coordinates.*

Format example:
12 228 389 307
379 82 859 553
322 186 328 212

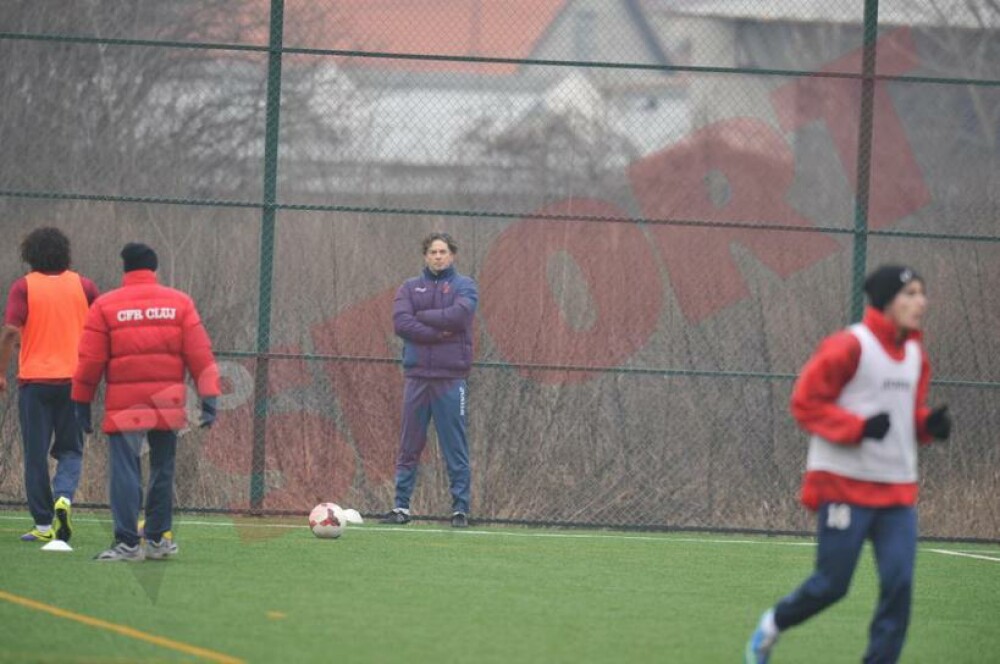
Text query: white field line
925 548 1000 563
0 513 813 546
3 514 997 557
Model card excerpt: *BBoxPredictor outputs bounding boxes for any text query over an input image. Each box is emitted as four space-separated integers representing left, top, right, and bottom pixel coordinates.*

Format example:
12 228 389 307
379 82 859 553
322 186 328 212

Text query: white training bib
806 324 921 483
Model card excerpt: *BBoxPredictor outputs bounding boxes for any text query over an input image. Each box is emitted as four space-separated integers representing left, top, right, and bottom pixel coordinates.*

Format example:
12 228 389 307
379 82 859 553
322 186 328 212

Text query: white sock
36 524 52 533
762 608 779 636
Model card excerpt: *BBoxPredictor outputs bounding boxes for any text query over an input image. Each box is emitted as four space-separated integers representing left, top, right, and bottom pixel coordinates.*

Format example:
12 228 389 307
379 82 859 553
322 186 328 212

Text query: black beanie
121 242 158 272
864 265 922 311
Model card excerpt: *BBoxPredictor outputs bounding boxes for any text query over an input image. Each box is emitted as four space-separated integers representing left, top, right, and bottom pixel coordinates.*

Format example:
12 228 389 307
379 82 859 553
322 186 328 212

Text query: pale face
884 279 927 333
424 239 455 274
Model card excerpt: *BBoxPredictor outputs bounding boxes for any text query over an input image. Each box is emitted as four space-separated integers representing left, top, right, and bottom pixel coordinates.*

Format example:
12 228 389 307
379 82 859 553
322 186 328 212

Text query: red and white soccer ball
309 502 346 539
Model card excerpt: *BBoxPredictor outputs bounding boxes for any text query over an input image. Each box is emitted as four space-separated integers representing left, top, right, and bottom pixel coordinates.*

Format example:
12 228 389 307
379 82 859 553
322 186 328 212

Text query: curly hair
20 227 71 272
421 232 458 255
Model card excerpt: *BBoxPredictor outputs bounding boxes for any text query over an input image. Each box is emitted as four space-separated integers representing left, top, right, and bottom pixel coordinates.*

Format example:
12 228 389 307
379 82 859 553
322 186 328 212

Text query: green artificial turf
1 511 997 663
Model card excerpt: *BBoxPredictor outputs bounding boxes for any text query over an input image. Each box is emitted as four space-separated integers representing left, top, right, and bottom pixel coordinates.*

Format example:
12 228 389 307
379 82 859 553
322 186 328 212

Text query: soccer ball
309 503 346 539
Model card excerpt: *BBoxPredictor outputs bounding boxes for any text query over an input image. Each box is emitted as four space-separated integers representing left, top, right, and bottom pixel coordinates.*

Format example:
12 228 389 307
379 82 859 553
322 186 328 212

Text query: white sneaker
744 609 779 664
145 536 179 560
94 542 145 562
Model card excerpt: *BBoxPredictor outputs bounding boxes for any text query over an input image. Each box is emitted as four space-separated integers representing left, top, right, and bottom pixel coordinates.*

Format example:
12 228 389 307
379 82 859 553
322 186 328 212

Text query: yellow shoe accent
54 497 73 542
20 528 55 543
138 519 171 542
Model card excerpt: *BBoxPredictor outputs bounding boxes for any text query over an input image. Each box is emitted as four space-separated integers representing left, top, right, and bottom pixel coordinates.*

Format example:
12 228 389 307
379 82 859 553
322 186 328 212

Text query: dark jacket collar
423 266 455 281
122 269 158 286
863 306 922 348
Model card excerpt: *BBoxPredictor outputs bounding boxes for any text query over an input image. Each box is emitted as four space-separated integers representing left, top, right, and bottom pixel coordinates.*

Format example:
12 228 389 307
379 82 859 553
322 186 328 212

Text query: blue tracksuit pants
393 377 470 514
108 430 178 546
18 383 84 526
774 502 917 664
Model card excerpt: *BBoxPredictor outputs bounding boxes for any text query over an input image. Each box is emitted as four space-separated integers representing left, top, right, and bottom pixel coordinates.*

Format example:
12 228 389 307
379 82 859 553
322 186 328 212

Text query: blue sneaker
744 609 779 664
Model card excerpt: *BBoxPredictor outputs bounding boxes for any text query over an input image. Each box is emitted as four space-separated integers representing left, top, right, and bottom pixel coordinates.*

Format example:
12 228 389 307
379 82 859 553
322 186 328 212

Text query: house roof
285 0 569 75
648 0 1000 29
349 73 688 166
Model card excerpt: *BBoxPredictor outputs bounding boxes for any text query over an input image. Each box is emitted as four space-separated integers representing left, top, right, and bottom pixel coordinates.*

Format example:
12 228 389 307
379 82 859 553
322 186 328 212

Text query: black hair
422 232 458 255
20 227 71 272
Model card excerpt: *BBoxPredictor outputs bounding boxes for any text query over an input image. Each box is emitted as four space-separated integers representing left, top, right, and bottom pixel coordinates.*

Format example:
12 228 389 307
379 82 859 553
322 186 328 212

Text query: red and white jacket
72 270 220 433
791 307 934 511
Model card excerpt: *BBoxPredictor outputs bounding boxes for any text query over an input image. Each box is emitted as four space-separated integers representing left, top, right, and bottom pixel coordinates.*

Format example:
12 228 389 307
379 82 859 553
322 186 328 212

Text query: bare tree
0 0 370 505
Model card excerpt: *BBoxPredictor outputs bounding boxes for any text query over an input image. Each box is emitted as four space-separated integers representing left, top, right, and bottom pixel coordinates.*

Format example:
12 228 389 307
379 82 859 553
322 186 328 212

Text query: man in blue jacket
382 232 478 528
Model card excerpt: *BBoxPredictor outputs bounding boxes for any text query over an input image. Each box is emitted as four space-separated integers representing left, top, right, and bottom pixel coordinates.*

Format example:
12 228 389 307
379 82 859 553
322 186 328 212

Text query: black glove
73 401 93 434
862 412 890 441
199 396 217 429
926 405 951 440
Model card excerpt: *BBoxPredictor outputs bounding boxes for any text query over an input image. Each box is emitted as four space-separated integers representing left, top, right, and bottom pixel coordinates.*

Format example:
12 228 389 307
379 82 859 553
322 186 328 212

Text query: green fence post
851 0 880 321
250 0 284 513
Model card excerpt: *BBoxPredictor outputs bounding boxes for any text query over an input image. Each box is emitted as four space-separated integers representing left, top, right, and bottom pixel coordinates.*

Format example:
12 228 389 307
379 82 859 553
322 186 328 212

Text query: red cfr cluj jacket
72 270 221 433
791 307 934 510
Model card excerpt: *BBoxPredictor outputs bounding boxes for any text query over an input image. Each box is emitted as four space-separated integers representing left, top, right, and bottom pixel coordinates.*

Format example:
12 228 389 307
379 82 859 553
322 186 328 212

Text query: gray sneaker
146 536 179 560
94 541 145 562
451 512 469 528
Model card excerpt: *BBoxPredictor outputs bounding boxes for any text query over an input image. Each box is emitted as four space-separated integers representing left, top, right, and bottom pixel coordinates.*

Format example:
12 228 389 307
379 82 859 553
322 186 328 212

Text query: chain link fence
1 1 998 540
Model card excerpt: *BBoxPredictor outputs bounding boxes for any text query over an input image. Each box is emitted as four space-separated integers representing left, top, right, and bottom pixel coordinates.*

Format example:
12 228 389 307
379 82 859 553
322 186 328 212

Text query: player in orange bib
1 228 99 544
